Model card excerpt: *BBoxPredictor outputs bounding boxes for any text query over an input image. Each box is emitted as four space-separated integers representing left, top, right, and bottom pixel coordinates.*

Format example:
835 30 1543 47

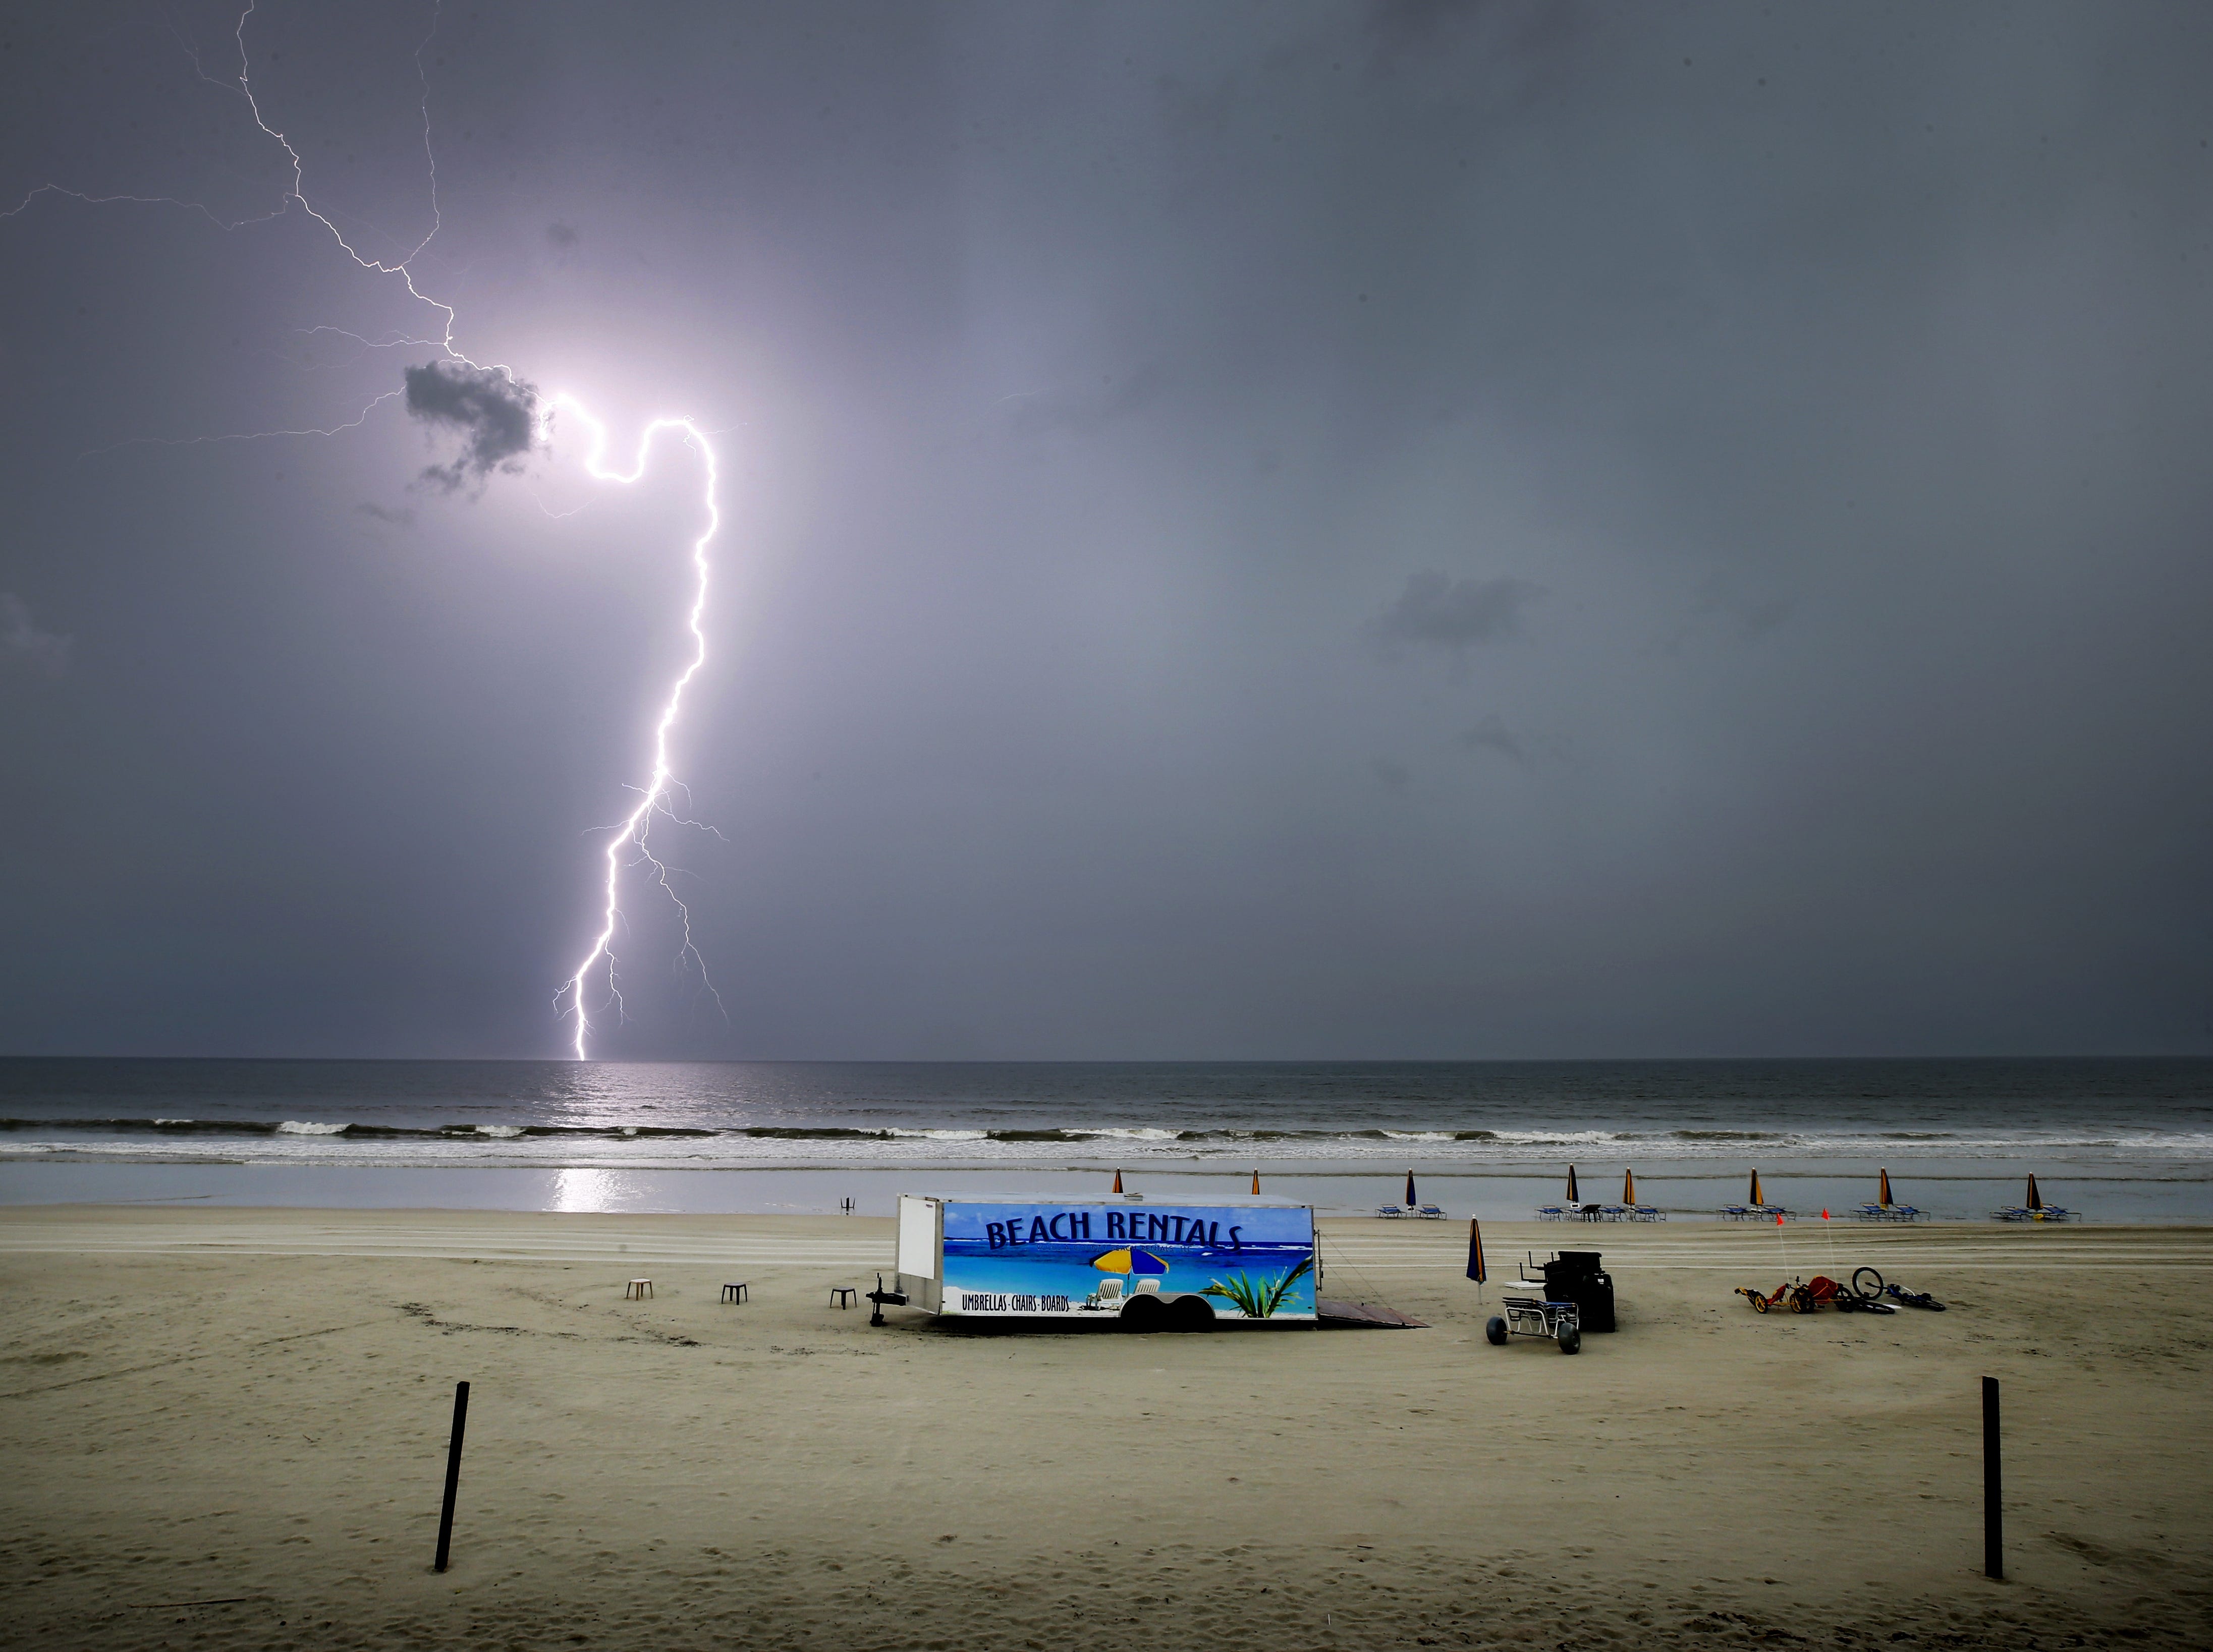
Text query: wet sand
3 1208 2208 1650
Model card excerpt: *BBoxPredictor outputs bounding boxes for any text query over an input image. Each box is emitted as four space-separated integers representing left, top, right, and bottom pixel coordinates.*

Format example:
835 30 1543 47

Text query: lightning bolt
9 1 733 1058
543 396 730 1058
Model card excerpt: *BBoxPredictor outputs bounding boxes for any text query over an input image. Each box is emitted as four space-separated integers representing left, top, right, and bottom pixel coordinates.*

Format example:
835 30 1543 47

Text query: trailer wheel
1167 1295 1216 1332
1119 1294 1165 1332
1558 1326 1581 1355
1851 1266 1884 1301
1485 1317 1508 1346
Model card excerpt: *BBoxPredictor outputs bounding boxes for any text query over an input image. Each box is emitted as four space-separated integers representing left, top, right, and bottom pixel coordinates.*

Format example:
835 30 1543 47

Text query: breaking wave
4 1112 2208 1173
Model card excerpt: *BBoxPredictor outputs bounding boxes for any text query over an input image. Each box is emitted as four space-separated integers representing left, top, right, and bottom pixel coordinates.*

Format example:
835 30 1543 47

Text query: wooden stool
828 1286 856 1308
625 1279 653 1300
721 1282 749 1303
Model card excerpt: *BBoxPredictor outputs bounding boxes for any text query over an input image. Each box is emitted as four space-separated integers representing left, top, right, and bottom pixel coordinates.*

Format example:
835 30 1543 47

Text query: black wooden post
434 1381 470 1573
1982 1376 2002 1580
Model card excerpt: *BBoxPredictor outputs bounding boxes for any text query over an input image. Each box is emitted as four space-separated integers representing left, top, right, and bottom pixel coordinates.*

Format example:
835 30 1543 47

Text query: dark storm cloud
1371 572 1542 657
1007 364 1174 439
4 1 2210 1060
0 594 70 679
401 361 539 491
1457 715 1527 767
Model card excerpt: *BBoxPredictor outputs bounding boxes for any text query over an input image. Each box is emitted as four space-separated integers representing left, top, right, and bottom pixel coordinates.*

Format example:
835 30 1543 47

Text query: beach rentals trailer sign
896 1195 1318 1323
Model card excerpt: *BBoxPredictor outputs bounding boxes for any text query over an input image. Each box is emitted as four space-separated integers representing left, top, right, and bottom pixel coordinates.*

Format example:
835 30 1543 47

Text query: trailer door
897 1194 942 1311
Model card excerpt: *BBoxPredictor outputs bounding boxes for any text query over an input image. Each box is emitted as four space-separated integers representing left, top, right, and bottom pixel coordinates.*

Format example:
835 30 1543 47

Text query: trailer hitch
865 1272 907 1326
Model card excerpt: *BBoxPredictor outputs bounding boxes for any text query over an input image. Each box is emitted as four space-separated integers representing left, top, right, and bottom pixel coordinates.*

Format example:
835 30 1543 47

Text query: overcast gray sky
3 1 2209 1059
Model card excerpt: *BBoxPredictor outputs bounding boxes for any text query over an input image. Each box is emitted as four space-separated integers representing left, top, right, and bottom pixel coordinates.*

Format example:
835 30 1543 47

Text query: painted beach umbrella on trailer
1624 1168 1637 1206
1112 1169 1123 1193
1466 1218 1486 1282
1091 1248 1168 1275
1406 1170 1418 1208
2026 1173 2041 1210
1749 1168 1763 1207
1878 1168 1893 1207
1566 1164 1580 1203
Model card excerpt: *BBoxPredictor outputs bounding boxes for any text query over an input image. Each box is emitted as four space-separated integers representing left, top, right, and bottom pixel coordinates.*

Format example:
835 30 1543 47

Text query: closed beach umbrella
1878 1168 1893 1208
1112 1169 1123 1193
1749 1168 1763 1207
1466 1219 1487 1282
2026 1173 2041 1210
1566 1165 1580 1203
1250 1170 1261 1195
1406 1170 1418 1208
1624 1168 1637 1206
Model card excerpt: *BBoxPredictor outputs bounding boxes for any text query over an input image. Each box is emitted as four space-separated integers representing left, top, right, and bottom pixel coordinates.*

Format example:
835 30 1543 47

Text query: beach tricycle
1486 1294 1581 1354
1736 1268 1892 1315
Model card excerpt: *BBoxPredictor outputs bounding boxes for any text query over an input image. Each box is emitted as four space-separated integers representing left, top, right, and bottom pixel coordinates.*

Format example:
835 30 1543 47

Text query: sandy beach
4 1208 2208 1650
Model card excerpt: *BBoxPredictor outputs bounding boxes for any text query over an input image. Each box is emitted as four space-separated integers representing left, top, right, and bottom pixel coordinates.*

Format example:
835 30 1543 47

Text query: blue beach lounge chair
1853 1168 1923 1223
1993 1173 2074 1222
1723 1169 1789 1221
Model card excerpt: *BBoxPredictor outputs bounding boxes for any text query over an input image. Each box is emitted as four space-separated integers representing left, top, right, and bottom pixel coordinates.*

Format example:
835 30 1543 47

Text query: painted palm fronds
1201 1256 1314 1319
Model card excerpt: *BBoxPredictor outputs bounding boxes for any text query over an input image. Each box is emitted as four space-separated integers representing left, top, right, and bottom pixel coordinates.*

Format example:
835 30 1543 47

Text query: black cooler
1541 1249 1616 1333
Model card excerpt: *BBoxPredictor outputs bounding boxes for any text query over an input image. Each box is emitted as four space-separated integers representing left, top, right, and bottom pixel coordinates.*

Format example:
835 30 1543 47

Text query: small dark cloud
0 593 71 679
402 360 540 491
545 221 580 248
1371 756 1412 792
1457 713 1528 766
354 502 417 530
1667 575 1795 655
1372 571 1543 656
1008 364 1173 439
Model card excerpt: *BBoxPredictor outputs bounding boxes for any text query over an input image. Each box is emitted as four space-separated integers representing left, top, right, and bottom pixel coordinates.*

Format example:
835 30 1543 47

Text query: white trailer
890 1192 1320 1329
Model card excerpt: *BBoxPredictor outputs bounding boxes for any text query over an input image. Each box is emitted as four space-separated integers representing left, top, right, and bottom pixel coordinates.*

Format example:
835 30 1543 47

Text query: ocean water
2 1057 2207 1220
